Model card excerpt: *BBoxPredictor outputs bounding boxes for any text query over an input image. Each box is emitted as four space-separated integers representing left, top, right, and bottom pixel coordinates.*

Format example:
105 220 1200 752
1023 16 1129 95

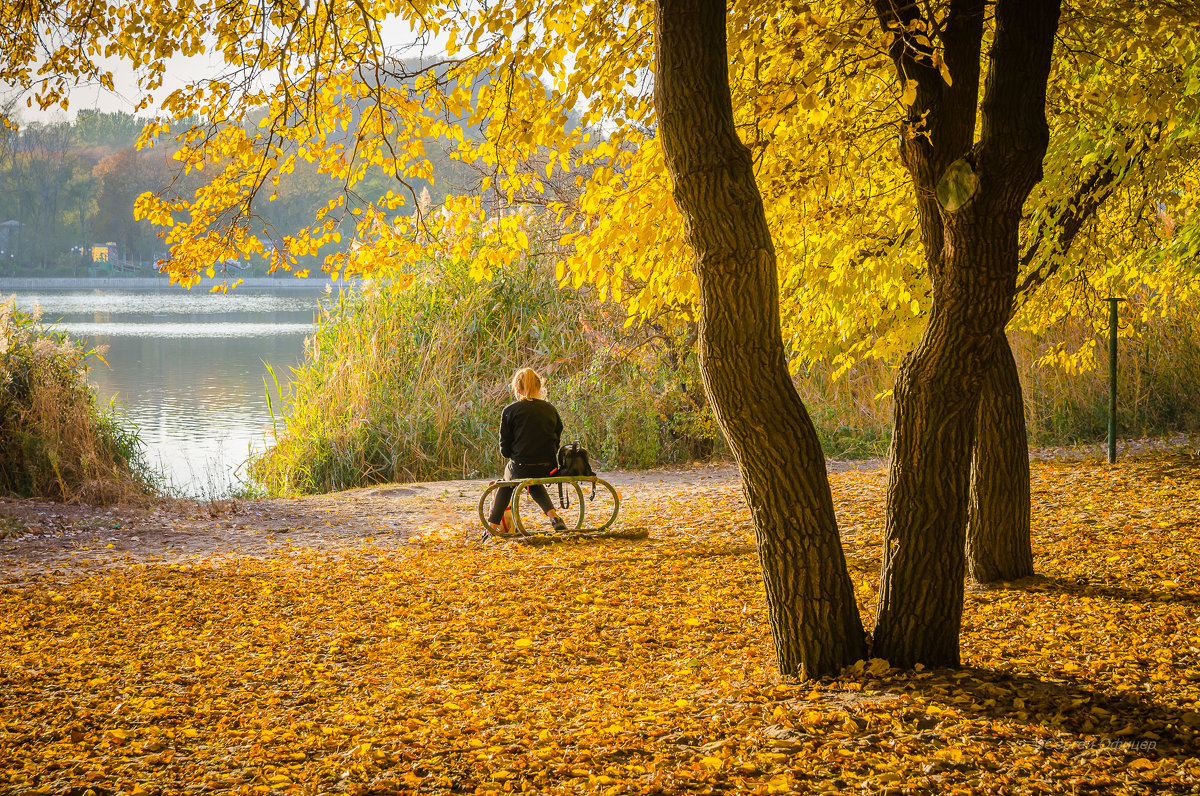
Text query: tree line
0 110 165 274
0 106 475 277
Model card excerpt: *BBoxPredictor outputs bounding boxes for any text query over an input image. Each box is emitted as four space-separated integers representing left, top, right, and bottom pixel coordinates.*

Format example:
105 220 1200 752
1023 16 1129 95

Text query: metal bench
478 475 621 537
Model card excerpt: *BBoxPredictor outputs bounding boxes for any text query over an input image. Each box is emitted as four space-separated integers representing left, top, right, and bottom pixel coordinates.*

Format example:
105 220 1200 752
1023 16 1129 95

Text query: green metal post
1107 298 1121 464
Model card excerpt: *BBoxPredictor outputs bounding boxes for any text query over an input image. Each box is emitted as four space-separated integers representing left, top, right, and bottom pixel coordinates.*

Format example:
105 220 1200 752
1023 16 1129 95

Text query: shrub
0 298 158 503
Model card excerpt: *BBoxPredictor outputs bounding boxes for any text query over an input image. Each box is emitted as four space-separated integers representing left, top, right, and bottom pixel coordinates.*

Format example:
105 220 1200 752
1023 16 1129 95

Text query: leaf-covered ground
3 451 1200 795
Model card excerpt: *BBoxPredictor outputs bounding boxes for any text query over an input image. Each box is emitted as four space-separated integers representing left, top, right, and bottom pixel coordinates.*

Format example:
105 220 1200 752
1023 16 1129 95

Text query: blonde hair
511 367 544 400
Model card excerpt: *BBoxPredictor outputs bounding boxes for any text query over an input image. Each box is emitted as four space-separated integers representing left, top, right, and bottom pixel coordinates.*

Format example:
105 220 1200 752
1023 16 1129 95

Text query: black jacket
498 398 563 465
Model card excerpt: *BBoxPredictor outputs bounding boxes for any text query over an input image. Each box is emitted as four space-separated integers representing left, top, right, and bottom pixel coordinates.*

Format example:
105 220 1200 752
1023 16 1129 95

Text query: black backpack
556 441 595 508
557 441 595 477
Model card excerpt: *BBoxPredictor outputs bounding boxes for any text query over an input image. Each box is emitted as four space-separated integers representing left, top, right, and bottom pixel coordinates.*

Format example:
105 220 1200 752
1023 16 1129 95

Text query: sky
11 52 223 125
9 16 441 126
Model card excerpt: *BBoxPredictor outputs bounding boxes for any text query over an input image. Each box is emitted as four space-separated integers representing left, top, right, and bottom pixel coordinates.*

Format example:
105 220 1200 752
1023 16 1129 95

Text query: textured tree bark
654 0 866 678
871 0 1061 668
967 333 1034 582
872 220 1018 667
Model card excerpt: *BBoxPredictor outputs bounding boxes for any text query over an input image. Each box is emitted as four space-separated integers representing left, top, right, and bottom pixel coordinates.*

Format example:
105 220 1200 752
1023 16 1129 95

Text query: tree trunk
654 0 866 678
872 221 1016 668
967 333 1033 582
870 0 1061 668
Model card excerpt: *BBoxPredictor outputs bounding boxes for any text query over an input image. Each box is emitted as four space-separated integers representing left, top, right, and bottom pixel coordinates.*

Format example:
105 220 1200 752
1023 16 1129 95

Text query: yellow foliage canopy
4 0 1200 371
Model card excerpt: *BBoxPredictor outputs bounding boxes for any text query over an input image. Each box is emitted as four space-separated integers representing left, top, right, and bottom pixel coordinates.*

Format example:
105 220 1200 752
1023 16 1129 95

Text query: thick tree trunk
872 219 1017 667
871 0 1060 668
967 333 1034 582
654 0 866 678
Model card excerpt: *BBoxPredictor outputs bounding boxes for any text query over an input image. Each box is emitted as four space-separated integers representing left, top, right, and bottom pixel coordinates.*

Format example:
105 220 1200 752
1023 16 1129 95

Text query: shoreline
0 276 362 291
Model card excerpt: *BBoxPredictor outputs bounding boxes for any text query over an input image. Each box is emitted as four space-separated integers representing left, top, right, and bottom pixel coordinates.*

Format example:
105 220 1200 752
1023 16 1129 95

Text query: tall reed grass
0 298 159 504
794 358 895 458
1018 297 1200 445
790 294 1200 455
249 256 723 494
250 260 1200 496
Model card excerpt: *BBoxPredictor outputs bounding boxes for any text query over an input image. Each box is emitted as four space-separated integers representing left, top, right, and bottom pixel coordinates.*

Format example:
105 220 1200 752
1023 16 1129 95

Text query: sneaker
551 517 568 532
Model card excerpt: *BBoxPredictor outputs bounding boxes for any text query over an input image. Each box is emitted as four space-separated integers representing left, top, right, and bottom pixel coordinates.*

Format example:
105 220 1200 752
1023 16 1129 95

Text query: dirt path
4 434 1193 583
0 459 891 583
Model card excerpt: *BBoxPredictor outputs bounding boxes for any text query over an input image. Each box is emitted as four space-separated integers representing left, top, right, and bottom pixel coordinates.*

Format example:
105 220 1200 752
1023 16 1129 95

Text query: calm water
12 288 327 497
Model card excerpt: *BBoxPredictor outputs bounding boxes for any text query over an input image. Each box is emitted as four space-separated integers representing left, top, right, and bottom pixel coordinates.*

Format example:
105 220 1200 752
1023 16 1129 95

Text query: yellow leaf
938 58 953 86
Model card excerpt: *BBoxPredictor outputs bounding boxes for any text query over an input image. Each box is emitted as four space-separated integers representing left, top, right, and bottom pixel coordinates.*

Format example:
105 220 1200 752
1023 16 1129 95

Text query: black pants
487 461 556 525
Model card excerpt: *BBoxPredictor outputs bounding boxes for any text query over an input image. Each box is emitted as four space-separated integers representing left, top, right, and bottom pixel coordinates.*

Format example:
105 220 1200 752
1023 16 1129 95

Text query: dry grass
0 297 158 505
248 252 1200 495
793 294 1200 456
1018 297 1200 444
248 255 722 495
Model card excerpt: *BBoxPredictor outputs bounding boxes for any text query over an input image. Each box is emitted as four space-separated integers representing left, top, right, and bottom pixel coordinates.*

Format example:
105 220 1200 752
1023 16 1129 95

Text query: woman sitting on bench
485 367 569 538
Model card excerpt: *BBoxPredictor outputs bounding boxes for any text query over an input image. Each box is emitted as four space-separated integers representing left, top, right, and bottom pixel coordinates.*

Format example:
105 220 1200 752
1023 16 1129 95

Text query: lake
8 286 330 497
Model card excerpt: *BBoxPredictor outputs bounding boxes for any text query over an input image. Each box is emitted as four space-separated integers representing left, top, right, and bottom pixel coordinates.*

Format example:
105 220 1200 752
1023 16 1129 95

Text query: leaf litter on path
1 452 1198 794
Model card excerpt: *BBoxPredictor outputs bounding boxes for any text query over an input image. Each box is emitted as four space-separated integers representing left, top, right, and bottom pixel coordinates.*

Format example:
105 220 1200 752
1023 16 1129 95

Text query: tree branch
1015 127 1160 305
870 0 984 281
978 0 1062 184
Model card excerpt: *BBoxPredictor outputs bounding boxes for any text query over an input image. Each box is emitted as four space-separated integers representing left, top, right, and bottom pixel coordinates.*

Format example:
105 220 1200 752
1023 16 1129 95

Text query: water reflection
10 289 325 497
54 322 313 338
